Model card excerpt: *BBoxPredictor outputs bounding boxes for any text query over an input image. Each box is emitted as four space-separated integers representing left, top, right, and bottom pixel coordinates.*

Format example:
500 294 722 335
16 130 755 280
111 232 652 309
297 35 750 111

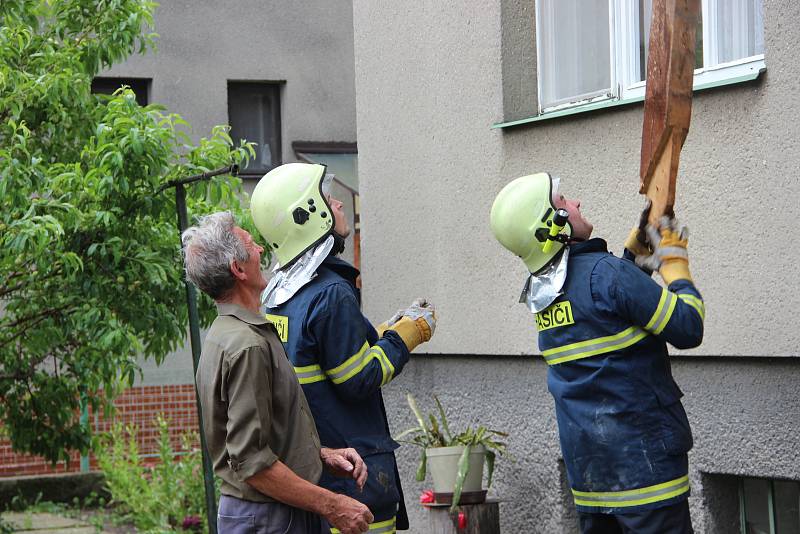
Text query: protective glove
624 200 653 257
636 216 693 285
376 298 437 352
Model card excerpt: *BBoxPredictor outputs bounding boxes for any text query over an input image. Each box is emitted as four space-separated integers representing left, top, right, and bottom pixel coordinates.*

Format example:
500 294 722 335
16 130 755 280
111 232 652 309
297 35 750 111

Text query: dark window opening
228 82 282 176
91 77 150 106
740 477 800 534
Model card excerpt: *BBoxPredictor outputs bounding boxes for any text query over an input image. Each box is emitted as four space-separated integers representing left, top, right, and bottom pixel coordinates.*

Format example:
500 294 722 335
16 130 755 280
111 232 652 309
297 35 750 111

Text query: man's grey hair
182 211 249 300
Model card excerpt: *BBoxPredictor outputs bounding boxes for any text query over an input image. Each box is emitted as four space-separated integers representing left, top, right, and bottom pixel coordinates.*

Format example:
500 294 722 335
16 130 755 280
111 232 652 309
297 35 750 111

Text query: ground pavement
1 511 109 533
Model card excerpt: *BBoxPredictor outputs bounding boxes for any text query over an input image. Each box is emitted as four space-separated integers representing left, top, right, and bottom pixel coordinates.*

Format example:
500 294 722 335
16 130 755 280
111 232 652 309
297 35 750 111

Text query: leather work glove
624 199 653 257
636 216 693 285
376 298 437 352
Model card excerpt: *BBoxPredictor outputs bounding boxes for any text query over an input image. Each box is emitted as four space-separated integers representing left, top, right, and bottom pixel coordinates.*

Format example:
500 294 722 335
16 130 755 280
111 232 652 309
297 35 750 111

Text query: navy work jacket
265 255 410 528
537 239 705 514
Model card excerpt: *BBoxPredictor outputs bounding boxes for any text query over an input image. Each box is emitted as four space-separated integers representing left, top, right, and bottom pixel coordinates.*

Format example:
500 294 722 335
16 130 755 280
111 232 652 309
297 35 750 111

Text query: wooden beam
640 0 700 225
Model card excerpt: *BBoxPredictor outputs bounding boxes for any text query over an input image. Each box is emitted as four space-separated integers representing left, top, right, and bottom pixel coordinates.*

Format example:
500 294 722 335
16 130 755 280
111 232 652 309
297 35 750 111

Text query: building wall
354 0 799 358
0 385 199 477
353 0 800 532
103 0 357 161
101 0 360 386
382 356 800 533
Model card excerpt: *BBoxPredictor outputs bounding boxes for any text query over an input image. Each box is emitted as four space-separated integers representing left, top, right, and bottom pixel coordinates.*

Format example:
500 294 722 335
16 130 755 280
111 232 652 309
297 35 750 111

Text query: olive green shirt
196 303 322 502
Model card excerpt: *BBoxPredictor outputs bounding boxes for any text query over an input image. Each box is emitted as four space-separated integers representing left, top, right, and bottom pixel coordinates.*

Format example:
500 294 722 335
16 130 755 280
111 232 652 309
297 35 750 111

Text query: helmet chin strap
330 231 346 256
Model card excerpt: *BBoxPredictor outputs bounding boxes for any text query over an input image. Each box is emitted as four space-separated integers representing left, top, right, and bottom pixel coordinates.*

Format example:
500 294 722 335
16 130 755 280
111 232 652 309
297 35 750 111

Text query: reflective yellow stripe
375 346 395 386
293 364 326 384
294 343 396 387
326 341 394 385
375 350 389 385
644 289 677 335
325 341 371 384
331 516 396 533
542 326 649 365
677 293 705 321
572 475 690 508
644 290 668 331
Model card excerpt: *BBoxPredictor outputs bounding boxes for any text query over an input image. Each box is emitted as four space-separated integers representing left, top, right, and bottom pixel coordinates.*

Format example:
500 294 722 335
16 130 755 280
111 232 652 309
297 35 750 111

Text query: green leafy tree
0 0 254 461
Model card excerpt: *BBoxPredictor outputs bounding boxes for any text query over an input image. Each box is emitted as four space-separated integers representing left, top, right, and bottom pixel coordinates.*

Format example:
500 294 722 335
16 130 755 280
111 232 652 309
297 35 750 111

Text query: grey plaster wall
105 1 359 386
382 356 800 533
103 0 357 156
353 0 800 358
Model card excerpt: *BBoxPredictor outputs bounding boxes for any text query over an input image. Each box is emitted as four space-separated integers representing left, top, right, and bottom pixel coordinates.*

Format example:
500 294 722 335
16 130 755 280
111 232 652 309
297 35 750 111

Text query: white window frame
535 0 766 115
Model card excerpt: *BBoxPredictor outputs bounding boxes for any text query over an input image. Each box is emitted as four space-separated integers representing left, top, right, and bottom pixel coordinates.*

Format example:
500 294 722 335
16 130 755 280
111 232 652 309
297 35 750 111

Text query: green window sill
492 66 766 130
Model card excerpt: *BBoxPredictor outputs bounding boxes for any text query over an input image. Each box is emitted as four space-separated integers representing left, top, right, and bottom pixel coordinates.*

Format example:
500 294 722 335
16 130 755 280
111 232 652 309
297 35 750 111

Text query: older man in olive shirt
182 212 374 534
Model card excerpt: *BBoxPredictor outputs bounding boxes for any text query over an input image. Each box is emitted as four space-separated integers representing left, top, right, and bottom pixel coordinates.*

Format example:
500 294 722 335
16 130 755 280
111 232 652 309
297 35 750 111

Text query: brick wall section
0 385 201 477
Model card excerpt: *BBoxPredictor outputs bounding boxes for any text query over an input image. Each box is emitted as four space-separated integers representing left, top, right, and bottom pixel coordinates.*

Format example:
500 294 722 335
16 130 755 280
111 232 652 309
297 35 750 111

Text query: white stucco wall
354 0 800 359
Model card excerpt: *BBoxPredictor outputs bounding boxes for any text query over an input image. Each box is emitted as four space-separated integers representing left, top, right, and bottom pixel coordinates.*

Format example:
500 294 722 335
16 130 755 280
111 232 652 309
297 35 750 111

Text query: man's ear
230 260 246 281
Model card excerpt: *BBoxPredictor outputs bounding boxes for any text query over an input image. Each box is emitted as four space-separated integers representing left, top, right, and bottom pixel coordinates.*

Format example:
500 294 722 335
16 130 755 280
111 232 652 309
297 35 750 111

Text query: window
293 142 361 275
227 82 282 176
535 0 765 114
740 477 800 534
91 77 150 105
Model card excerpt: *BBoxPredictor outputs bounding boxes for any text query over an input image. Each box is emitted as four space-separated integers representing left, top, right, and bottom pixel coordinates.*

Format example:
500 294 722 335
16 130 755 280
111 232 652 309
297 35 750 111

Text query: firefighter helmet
489 172 573 274
250 163 334 267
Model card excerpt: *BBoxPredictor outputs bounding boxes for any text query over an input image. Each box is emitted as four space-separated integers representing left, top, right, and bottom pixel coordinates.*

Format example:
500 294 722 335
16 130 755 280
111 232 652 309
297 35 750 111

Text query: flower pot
426 444 486 496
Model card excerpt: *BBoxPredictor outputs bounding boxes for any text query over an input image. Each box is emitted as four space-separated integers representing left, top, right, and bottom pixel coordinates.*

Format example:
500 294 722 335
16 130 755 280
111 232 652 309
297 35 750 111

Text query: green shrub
96 414 212 533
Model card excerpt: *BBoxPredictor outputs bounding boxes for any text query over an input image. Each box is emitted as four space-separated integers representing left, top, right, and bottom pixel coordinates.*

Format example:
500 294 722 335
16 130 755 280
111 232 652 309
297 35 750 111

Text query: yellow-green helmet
250 163 334 267
490 172 573 274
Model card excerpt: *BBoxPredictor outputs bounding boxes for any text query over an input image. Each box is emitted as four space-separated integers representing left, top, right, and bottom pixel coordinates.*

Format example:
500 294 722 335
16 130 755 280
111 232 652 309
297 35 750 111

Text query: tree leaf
450 445 471 513
0 0 250 462
485 449 496 489
416 448 427 482
434 394 452 443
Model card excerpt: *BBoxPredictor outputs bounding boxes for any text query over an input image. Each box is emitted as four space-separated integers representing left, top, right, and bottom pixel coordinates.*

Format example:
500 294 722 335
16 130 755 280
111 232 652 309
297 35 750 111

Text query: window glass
774 480 800 534
228 82 281 174
712 0 764 63
536 0 765 113
637 0 703 82
537 0 611 110
743 477 771 534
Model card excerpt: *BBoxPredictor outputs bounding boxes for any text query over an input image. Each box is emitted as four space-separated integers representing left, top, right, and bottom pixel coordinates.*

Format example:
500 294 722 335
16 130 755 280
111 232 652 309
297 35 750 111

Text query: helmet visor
550 175 560 197
321 172 335 197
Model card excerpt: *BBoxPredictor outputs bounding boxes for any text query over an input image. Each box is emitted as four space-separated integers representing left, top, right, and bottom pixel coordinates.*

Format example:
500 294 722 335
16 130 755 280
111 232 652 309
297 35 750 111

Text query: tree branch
1 265 64 299
0 305 75 349
0 340 77 381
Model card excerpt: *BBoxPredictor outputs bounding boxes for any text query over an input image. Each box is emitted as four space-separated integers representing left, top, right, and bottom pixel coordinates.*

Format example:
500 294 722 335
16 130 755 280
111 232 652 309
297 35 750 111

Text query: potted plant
396 394 509 511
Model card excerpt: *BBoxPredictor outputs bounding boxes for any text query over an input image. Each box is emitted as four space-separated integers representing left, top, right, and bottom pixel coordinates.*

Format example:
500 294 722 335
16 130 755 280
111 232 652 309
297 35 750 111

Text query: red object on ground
419 489 435 504
182 515 202 531
458 511 467 529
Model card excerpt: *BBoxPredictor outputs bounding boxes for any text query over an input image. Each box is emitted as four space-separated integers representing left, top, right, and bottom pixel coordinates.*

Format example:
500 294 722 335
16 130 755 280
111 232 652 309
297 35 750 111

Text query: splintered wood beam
640 0 700 225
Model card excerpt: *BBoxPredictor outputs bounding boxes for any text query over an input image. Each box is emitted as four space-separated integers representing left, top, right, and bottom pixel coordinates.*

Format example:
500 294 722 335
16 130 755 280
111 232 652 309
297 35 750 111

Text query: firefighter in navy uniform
250 163 437 533
490 173 704 534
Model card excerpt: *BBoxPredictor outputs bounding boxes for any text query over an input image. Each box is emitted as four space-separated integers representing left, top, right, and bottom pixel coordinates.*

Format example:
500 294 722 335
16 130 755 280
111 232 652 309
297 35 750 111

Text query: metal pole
175 182 218 534
80 396 89 473
158 164 236 533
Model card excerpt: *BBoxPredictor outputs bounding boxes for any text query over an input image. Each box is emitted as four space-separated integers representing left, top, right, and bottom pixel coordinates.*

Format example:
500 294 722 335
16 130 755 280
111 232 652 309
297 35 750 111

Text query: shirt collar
216 302 267 325
321 255 360 283
569 237 608 256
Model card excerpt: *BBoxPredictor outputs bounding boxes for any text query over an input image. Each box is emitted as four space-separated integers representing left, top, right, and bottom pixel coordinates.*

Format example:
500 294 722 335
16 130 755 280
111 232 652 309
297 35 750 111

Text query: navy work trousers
217 494 330 534
578 499 694 534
